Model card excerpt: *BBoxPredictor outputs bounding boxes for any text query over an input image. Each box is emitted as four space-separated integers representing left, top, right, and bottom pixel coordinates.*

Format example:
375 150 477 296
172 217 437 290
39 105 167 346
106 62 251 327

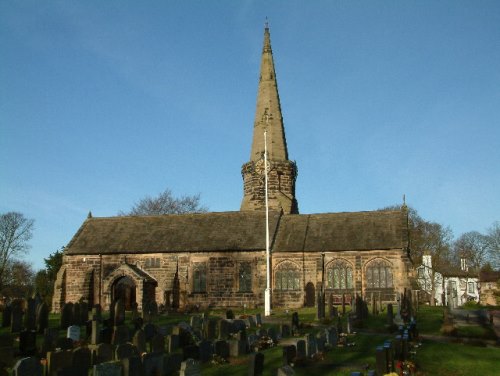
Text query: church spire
249 25 289 161
241 25 298 214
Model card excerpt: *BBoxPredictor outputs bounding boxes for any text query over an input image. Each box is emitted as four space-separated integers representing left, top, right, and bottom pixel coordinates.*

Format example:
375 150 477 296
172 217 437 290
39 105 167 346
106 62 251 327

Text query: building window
239 263 252 292
366 259 393 289
192 263 207 293
417 268 424 278
275 262 300 291
468 282 475 294
326 260 353 289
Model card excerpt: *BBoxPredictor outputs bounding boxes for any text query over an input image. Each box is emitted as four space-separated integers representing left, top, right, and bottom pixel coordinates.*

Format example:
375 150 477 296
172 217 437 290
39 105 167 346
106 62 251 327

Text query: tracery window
239 263 252 292
275 262 300 291
366 259 393 289
192 263 207 293
326 260 353 289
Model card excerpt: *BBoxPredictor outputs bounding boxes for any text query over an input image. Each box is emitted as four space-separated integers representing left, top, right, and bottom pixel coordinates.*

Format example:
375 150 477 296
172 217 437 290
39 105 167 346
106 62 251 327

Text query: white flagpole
264 129 271 316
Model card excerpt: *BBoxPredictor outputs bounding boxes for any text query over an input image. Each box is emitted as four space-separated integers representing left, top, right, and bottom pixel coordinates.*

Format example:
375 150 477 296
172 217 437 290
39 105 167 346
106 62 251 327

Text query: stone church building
52 27 412 313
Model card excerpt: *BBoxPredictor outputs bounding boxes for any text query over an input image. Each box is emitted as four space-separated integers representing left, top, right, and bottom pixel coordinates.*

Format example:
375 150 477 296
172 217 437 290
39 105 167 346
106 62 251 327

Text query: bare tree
120 188 208 216
486 221 500 269
453 231 489 270
0 212 34 290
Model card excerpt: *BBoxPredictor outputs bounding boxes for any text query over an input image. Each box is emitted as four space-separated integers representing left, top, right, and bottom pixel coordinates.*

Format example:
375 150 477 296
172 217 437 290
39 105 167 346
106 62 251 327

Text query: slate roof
64 210 408 255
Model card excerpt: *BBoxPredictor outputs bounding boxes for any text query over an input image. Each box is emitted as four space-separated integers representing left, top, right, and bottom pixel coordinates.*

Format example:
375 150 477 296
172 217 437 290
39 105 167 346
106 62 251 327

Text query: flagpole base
264 288 271 316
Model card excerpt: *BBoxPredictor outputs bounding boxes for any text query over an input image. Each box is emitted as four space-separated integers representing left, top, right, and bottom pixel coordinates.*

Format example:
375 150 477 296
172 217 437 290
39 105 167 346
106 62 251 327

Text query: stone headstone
248 352 264 376
60 302 74 330
10 300 24 333
132 329 147 354
24 298 37 331
375 346 386 376
233 319 247 332
115 343 138 360
150 333 165 354
112 325 130 346
120 356 142 376
167 334 179 353
268 327 278 342
214 339 229 359
218 319 231 339
295 340 306 360
247 316 256 328
47 350 73 376
56 337 74 350
325 327 338 346
114 299 125 326
93 361 122 376
95 343 114 364
2 305 12 327
347 314 353 334
164 353 183 375
205 319 217 340
280 324 290 338
179 358 200 376
226 310 235 320
316 332 326 352
282 345 296 366
143 323 157 342
291 312 299 333
72 347 91 376
36 302 49 334
67 325 81 342
255 313 262 327
198 340 213 363
19 330 36 356
304 333 317 357
182 344 199 360
12 356 42 376
100 326 112 344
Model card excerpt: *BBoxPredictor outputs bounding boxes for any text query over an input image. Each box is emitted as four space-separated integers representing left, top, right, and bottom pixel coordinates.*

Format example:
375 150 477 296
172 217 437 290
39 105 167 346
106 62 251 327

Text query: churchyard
0 294 499 375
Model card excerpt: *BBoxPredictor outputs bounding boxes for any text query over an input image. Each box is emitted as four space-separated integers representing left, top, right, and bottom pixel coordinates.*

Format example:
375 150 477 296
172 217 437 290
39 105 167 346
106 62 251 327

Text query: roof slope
273 210 407 252
65 211 281 255
65 210 408 255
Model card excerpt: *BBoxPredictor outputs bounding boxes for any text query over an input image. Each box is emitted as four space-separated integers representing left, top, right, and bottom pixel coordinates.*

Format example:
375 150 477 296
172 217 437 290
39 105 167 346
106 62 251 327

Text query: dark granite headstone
2 305 12 327
60 303 74 330
95 343 114 364
226 310 235 320
163 353 183 375
112 325 130 346
150 333 165 354
182 345 199 360
205 319 217 340
56 337 74 350
179 358 200 376
24 298 37 331
19 330 36 356
47 350 73 376
12 356 42 376
255 313 262 327
248 352 264 376
291 312 299 333
36 302 49 334
133 329 147 354
282 345 296 366
295 340 306 360
120 356 142 376
167 334 179 353
214 340 229 359
10 300 24 333
280 324 290 338
71 347 91 376
198 340 213 363
93 361 122 376
115 343 139 360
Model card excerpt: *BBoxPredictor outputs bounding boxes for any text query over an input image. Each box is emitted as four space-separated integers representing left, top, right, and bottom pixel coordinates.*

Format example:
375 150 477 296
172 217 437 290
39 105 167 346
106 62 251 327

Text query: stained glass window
326 260 353 289
275 262 300 291
193 263 207 292
239 263 252 292
366 260 393 288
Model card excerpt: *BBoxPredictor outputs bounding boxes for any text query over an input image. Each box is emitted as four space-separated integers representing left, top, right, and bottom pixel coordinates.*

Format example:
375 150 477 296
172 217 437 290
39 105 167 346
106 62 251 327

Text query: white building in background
416 254 479 307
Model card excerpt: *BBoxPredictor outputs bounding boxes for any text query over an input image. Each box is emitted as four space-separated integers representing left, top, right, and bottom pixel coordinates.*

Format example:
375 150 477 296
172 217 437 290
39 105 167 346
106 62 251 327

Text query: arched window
239 263 252 292
193 263 207 293
326 260 353 289
366 259 393 289
275 262 301 291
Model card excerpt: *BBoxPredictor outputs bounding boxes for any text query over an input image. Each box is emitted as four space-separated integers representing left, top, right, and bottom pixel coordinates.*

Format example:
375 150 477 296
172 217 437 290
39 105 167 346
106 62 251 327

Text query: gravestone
2 305 11 327
291 312 299 333
375 346 386 376
93 361 122 376
56 337 74 350
346 314 352 334
277 365 295 376
120 356 142 376
114 299 125 326
12 356 42 376
67 325 81 342
198 340 213 363
226 310 235 319
218 319 231 339
163 353 183 375
205 319 217 340
268 327 278 342
47 350 73 376
316 332 326 352
179 358 200 376
182 344 199 360
40 328 58 356
24 298 37 330
100 326 112 344
10 300 24 333
19 330 36 356
91 320 101 345
143 323 157 342
247 316 256 328
233 319 247 332
304 333 317 357
256 328 267 338
72 303 81 326
0 333 15 369
167 334 180 353
72 347 91 376
214 340 229 359
95 343 114 364
248 352 264 376
133 329 147 354
79 301 89 324
255 313 262 327
115 343 138 360
325 327 337 347
36 302 49 334
150 333 165 354
112 325 130 345
60 302 74 330
280 324 290 338
295 340 306 360
228 339 246 357
282 345 296 366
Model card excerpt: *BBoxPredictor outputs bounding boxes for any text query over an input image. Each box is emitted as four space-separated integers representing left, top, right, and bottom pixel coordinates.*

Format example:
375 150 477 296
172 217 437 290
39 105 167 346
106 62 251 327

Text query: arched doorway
112 276 136 310
305 282 315 307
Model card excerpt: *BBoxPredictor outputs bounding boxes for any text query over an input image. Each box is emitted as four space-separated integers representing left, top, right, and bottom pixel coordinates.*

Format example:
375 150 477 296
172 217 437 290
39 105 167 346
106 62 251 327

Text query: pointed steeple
250 25 289 161
241 25 298 214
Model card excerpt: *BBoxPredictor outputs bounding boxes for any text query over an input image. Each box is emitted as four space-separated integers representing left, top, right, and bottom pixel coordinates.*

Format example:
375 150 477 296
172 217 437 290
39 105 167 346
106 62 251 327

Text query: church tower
241 26 298 214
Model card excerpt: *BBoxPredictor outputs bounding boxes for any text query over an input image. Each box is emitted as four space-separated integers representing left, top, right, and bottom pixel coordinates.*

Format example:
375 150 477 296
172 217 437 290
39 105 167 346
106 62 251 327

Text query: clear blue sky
1 1 499 271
